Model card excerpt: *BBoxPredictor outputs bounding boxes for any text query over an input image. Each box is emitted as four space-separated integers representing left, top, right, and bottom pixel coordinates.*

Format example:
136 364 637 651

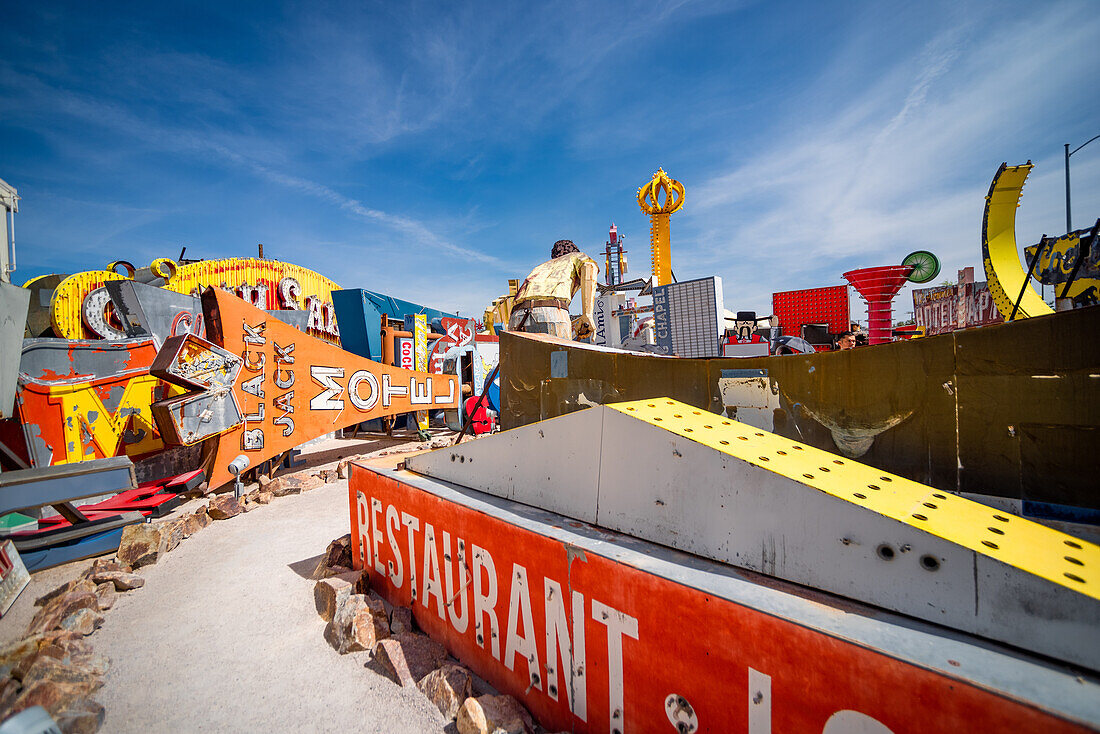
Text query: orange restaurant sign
348 464 1094 734
199 289 459 487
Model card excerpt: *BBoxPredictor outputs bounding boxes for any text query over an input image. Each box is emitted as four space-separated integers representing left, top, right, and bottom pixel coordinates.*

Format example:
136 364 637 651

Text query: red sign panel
348 466 1087 734
772 285 849 336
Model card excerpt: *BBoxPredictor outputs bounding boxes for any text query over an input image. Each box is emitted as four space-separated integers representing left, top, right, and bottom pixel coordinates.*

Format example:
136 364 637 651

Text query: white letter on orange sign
443 532 469 634
435 376 456 405
402 512 420 604
242 320 266 345
748 668 771 734
472 545 500 660
309 366 344 410
381 373 408 408
356 491 370 569
386 505 404 588
410 378 432 405
592 600 638 734
504 564 542 690
421 523 446 620
371 498 385 577
348 370 379 411
821 712 894 734
544 579 587 721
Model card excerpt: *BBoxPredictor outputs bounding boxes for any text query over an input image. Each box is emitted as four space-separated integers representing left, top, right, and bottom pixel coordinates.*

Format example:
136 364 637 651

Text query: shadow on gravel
288 553 325 579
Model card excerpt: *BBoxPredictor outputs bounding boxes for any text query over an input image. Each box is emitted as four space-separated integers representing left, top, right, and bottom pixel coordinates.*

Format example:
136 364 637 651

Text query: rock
390 606 413 635
239 497 253 513
324 594 365 654
456 695 534 734
354 570 371 596
298 474 326 492
21 656 100 692
269 476 302 497
323 535 352 570
67 651 109 678
336 460 350 479
325 594 388 654
82 558 123 579
54 698 105 734
188 507 212 535
257 474 273 488
418 664 473 720
161 519 186 552
373 638 416 688
374 633 445 686
12 680 91 719
93 583 116 611
35 579 97 608
323 565 353 579
314 575 355 622
0 636 43 671
116 523 166 569
320 469 338 483
254 491 273 505
89 571 144 592
27 592 99 636
350 596 389 650
0 675 20 714
206 495 242 520
59 609 104 636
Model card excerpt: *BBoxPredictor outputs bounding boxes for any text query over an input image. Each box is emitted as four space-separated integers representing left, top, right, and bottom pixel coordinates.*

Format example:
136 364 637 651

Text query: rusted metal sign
200 289 459 487
15 338 184 467
49 257 340 341
349 463 1097 734
150 334 244 445
913 281 1002 335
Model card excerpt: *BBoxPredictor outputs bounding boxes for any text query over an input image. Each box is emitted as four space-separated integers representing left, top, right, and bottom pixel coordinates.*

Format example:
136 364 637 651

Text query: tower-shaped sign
637 168 685 287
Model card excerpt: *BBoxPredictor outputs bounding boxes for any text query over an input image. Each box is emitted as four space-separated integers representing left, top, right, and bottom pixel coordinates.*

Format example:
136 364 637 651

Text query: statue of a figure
508 239 599 339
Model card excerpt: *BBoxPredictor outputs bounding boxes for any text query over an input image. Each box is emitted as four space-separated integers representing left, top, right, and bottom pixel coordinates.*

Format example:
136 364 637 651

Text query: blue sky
2 0 1098 321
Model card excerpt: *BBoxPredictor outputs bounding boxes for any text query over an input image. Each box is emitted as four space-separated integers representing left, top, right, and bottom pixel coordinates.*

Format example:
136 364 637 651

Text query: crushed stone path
94 471 447 732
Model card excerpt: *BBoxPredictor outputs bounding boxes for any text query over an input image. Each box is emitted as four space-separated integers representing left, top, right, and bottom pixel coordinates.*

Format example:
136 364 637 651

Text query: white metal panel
405 406 603 522
406 402 1100 669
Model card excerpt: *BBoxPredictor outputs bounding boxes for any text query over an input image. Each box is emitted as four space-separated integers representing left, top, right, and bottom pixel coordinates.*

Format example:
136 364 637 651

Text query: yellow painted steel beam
608 397 1098 600
982 163 1054 320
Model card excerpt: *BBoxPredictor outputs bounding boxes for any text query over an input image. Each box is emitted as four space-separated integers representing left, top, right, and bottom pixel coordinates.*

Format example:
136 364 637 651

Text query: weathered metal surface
0 281 30 418
20 274 64 338
500 306 1100 514
200 288 460 488
50 269 130 339
1024 223 1100 306
49 257 341 341
150 333 242 391
407 399 1099 670
106 279 312 345
0 455 135 515
350 462 1100 733
913 280 1003 335
15 338 186 467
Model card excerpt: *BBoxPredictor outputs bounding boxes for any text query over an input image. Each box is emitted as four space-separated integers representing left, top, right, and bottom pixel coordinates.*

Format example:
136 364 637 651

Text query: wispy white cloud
684 2 1100 317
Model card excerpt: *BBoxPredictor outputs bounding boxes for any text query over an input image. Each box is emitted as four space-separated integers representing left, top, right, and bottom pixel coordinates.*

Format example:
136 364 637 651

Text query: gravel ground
2 434 453 733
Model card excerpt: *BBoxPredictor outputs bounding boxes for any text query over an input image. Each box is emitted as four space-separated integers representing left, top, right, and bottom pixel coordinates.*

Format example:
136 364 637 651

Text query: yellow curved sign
49 257 342 340
981 163 1053 320
51 269 130 339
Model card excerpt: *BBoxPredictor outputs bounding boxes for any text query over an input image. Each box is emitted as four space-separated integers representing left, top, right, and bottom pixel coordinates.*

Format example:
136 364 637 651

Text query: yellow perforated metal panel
608 398 1099 600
